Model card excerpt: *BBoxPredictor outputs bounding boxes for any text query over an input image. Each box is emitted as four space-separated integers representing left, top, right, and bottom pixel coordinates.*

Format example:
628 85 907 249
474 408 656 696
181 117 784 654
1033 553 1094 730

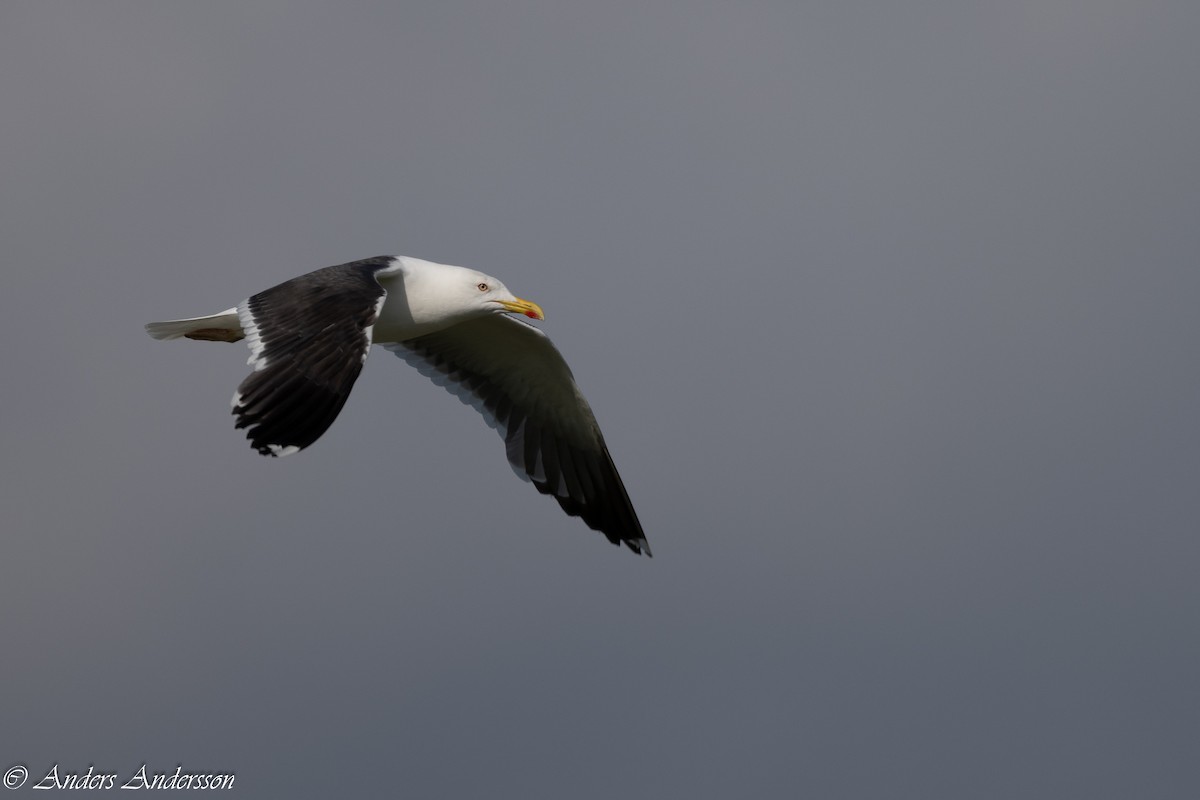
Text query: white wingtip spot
266 443 300 457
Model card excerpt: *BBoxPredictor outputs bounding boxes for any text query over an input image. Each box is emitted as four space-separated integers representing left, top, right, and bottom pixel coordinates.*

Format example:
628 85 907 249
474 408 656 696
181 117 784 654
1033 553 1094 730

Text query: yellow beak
498 296 545 320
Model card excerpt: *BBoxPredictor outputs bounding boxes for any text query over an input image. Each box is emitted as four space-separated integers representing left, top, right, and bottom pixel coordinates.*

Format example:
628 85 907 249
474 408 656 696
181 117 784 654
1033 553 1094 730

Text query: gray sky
2 1 1198 797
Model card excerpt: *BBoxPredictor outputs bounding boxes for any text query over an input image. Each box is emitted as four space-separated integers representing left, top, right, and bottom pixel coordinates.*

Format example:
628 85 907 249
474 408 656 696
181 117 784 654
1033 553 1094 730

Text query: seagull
146 255 649 556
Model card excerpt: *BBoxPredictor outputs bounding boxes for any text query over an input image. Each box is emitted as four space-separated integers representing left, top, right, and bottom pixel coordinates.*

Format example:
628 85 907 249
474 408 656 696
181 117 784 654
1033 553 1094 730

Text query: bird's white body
145 256 529 345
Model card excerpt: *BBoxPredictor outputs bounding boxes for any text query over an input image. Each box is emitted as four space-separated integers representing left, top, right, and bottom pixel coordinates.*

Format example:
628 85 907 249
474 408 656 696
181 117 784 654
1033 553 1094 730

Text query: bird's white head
467 271 545 321
396 256 544 327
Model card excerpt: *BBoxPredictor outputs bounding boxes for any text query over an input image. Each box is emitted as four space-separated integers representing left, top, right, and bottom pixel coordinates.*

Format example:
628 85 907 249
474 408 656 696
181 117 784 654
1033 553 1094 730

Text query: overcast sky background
1 1 1198 797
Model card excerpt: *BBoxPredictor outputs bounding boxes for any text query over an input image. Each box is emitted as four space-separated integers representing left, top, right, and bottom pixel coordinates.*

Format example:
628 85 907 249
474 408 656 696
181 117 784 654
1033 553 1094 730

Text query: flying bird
146 255 649 556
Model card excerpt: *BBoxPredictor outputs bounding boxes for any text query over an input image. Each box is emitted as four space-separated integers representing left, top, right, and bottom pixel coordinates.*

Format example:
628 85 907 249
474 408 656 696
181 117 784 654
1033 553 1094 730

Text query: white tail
145 307 244 342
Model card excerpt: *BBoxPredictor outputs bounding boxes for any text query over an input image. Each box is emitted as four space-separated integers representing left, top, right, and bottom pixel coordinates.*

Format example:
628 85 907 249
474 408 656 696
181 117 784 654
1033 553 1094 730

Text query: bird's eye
477 282 489 292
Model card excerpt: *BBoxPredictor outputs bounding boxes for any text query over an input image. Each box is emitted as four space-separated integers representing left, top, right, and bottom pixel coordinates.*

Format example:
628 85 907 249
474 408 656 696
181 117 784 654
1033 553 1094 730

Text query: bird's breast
372 290 467 344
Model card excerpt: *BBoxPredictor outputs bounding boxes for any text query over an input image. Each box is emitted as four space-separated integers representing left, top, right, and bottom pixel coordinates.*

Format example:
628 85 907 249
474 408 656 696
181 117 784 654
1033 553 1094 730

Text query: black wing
232 257 398 455
385 315 650 556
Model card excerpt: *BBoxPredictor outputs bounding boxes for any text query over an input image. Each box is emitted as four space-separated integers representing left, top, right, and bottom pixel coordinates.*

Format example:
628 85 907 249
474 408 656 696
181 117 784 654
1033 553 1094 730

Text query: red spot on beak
524 310 539 318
